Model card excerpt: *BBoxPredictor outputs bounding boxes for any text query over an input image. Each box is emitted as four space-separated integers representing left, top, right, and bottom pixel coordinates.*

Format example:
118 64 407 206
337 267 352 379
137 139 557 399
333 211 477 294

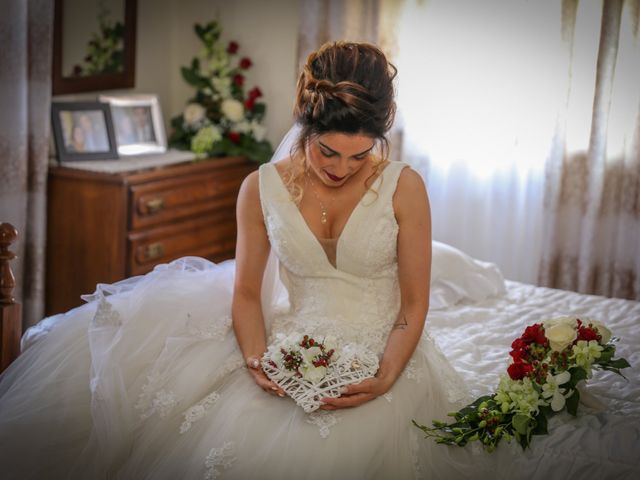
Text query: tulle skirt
0 257 495 479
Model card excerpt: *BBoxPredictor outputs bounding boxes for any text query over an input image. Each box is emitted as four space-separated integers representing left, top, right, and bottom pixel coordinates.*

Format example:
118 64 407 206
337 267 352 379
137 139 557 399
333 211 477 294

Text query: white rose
301 346 323 365
543 316 578 329
545 322 577 352
183 103 206 127
221 98 244 122
301 365 327 384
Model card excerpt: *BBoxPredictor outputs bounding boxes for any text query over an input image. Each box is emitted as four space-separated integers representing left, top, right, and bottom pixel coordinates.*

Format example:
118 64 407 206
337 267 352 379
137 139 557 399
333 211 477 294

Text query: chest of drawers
46 156 256 315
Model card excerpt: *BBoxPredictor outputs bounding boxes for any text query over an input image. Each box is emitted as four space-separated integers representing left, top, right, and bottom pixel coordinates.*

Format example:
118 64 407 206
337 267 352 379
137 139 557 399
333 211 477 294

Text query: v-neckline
268 162 389 271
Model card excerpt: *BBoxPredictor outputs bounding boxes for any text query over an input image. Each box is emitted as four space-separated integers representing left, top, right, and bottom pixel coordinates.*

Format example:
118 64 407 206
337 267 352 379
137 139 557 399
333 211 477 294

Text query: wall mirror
52 0 137 95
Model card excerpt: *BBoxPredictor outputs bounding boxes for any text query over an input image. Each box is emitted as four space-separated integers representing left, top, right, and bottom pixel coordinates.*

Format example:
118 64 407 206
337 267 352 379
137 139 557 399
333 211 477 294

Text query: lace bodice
259 161 409 355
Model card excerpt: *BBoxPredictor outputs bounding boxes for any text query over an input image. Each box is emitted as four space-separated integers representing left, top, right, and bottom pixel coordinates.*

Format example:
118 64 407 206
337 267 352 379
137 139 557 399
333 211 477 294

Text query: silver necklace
306 171 335 224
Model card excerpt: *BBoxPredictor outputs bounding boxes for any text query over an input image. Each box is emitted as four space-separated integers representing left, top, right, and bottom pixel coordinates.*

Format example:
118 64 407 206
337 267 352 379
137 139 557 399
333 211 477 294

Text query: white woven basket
262 342 379 413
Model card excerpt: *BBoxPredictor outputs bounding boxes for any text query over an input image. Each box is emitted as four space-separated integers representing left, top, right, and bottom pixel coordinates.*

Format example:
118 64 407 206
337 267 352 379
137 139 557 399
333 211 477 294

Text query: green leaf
532 412 548 435
512 414 530 435
607 358 631 369
181 67 206 88
570 367 588 385
565 388 580 416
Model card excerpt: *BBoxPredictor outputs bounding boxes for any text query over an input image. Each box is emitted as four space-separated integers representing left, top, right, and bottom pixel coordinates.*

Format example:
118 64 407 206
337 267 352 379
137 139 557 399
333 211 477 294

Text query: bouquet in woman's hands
261 332 379 413
414 317 630 451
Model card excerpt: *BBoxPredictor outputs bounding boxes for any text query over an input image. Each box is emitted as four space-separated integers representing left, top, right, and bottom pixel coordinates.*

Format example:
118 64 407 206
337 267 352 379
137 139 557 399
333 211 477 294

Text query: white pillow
429 241 506 309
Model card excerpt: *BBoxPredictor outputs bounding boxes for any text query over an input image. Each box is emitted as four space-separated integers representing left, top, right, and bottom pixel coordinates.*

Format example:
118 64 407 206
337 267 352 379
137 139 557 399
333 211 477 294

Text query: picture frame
51 102 119 162
99 94 167 155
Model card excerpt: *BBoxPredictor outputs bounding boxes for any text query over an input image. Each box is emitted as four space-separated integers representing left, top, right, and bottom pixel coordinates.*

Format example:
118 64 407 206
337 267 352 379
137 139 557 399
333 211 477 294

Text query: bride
0 41 488 479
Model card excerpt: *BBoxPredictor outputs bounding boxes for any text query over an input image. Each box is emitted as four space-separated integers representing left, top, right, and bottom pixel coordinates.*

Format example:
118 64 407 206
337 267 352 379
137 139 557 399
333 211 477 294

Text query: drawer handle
145 198 165 213
144 242 164 260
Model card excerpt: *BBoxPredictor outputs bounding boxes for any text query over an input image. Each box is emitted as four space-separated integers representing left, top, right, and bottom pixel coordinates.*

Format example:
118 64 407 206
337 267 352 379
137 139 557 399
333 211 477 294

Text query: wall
54 0 300 149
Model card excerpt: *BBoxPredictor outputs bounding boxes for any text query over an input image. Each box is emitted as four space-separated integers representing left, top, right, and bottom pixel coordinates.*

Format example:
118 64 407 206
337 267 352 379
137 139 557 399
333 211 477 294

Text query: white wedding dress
0 161 492 479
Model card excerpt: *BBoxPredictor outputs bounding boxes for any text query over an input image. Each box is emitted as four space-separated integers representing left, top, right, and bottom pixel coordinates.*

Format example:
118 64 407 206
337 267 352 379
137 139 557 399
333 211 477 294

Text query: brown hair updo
285 41 398 202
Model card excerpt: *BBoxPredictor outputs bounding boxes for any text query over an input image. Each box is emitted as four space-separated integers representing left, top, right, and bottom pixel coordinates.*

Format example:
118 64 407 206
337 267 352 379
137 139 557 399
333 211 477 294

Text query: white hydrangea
212 77 232 100
494 376 547 415
571 340 603 376
233 120 251 134
250 121 267 142
191 125 222 154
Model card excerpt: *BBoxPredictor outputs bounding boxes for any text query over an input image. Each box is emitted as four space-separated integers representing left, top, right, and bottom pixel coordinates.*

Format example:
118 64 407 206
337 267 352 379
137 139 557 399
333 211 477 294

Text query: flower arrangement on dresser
168 20 274 163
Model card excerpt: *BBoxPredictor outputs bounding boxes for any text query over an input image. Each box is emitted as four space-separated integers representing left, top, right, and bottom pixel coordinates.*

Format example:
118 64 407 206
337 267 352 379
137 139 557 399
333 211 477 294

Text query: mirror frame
52 0 137 95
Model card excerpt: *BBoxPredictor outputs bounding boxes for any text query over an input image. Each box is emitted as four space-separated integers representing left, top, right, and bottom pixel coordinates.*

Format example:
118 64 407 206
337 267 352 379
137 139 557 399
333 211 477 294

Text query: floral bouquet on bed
261 332 379 413
413 317 630 451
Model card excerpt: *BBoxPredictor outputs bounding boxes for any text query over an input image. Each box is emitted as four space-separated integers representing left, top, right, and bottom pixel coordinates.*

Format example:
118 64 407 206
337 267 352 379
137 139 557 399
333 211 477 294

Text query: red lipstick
325 172 345 182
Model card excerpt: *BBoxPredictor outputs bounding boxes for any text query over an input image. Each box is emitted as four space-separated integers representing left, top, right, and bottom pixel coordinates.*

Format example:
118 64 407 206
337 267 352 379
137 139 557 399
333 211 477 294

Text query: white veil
259 122 303 333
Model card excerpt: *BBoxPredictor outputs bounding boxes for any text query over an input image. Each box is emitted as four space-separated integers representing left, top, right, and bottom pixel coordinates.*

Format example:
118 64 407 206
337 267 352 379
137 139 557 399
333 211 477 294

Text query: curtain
0 0 54 329
539 0 640 300
396 0 640 298
396 0 563 284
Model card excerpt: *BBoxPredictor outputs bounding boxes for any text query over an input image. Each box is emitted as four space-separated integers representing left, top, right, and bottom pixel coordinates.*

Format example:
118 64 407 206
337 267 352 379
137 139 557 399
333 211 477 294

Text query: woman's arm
232 170 286 397
320 167 431 409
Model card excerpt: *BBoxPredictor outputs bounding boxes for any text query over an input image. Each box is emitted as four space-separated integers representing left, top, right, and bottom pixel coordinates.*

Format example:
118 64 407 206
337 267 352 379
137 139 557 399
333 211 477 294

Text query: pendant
321 211 328 224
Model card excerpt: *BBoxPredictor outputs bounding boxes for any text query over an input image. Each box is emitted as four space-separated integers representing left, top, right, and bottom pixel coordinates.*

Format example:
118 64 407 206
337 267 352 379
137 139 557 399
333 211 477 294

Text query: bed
10 241 640 479
421 242 640 478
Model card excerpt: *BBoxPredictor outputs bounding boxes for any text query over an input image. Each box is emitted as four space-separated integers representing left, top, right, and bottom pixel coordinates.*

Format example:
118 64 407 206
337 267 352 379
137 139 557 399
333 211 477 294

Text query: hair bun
294 41 396 137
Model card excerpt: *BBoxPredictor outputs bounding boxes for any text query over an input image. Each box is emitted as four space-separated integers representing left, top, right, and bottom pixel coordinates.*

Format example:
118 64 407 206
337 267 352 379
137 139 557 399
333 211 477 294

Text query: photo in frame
51 102 119 162
99 94 167 155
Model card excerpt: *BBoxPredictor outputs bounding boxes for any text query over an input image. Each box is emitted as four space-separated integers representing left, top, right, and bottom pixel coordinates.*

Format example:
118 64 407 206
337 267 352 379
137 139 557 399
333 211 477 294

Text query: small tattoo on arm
393 315 408 330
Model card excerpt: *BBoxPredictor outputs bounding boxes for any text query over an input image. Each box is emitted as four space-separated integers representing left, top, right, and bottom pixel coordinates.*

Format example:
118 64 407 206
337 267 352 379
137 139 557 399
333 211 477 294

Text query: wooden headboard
0 223 22 373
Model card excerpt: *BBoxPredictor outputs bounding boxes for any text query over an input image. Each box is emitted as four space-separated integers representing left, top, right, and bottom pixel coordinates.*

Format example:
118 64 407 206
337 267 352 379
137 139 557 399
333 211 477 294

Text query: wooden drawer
129 166 249 230
47 156 255 315
127 208 237 276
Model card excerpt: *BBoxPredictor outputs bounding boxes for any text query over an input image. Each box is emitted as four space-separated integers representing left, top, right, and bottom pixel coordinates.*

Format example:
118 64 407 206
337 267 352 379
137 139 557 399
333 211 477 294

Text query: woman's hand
319 376 392 410
246 356 287 398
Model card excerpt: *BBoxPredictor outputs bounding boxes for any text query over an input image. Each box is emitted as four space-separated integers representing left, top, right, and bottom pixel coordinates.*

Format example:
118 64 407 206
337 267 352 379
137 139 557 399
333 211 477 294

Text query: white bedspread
426 280 640 478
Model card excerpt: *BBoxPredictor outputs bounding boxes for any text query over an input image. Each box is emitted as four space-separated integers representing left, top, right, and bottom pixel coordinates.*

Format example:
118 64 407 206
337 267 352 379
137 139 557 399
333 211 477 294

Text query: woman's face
305 132 377 188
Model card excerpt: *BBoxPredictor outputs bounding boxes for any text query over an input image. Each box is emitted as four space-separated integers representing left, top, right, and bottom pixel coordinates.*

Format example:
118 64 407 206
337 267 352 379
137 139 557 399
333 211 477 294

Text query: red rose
228 131 241 143
521 324 547 345
507 361 533 380
227 41 239 54
577 326 599 342
248 87 263 99
509 348 526 362
244 98 255 111
239 57 252 69
511 338 526 351
233 74 244 86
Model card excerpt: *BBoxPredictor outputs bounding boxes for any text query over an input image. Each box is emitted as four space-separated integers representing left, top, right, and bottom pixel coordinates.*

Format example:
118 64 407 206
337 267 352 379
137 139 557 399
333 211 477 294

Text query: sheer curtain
396 0 568 284
0 0 54 328
396 0 640 298
539 0 640 300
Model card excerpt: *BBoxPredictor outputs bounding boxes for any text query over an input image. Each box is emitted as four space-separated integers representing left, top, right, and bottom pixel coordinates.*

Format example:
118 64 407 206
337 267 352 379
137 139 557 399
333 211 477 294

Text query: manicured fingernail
339 387 348 394
278 393 285 397
250 359 260 368
271 386 278 391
